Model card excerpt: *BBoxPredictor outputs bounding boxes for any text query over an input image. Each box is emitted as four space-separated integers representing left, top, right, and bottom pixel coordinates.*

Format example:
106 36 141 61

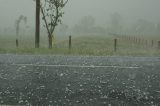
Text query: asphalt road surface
0 54 160 106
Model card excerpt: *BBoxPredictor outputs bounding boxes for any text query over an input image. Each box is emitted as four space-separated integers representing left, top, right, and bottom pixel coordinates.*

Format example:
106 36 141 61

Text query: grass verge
0 35 160 56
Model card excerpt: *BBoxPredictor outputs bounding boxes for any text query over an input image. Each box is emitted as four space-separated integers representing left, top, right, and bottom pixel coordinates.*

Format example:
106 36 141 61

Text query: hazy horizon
0 0 160 30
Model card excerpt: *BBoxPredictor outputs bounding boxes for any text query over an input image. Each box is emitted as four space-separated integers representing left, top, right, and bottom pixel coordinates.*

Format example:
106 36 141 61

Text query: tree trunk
35 0 40 48
48 35 52 49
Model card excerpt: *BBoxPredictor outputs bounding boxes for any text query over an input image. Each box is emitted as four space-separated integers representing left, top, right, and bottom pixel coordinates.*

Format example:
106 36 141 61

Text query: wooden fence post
114 39 117 52
16 39 19 47
69 35 72 49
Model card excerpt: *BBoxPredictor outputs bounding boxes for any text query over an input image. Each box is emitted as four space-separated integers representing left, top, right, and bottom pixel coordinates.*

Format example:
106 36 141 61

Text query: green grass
0 35 160 56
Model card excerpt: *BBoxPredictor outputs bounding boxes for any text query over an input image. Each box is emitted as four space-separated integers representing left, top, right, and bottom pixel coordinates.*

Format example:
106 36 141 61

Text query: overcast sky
0 0 160 29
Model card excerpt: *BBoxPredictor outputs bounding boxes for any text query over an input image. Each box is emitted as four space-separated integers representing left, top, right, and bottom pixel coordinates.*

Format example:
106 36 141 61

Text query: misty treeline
3 12 159 37
57 12 160 37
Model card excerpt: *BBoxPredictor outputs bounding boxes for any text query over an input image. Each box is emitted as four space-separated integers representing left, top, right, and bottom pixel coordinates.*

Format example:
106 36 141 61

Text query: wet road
0 54 160 106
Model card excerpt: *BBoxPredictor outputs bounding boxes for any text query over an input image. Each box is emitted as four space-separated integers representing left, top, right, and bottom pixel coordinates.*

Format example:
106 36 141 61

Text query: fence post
114 39 117 52
158 41 160 49
69 35 72 49
16 39 19 47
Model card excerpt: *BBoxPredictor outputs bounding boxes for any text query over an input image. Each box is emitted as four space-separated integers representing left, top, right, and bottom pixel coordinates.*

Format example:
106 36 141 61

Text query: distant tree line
58 12 160 37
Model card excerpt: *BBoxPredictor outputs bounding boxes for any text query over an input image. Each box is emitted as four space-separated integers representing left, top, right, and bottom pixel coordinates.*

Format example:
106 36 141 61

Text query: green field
0 34 160 56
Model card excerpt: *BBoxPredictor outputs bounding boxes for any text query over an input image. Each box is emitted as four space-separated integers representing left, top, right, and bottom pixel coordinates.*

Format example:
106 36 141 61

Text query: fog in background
0 0 160 37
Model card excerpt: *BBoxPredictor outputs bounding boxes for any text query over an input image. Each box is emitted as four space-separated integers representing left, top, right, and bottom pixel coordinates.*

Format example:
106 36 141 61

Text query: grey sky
0 0 160 29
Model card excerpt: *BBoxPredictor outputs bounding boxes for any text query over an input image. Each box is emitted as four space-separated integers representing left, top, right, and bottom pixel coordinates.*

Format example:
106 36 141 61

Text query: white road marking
11 63 140 69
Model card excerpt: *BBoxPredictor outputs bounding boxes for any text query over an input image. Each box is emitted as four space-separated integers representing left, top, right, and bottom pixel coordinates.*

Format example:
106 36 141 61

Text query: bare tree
41 0 68 49
15 15 27 47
